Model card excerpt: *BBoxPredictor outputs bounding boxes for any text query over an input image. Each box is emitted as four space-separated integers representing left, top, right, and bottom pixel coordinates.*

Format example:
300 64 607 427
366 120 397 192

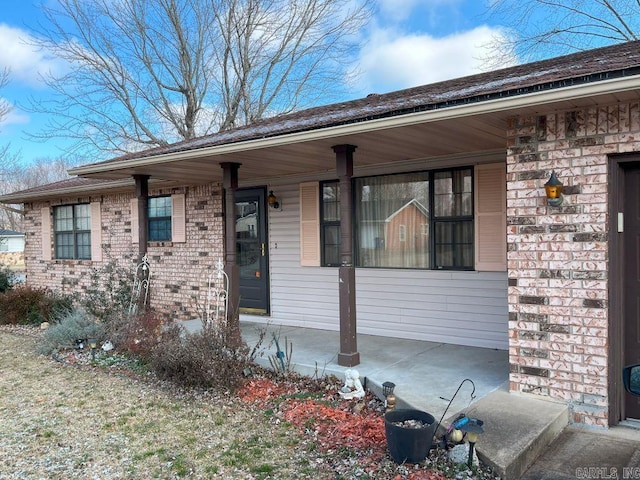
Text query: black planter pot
384 409 436 464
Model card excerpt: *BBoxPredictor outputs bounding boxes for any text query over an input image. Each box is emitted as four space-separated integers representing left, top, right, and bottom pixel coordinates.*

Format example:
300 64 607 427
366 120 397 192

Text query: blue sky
0 0 515 165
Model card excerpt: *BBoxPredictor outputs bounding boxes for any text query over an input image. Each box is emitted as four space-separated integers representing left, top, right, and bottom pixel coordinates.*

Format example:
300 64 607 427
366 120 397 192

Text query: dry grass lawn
0 329 331 479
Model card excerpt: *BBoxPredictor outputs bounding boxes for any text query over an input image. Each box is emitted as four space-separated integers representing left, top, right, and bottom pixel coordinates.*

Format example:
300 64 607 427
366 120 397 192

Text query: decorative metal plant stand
205 258 229 326
127 253 151 316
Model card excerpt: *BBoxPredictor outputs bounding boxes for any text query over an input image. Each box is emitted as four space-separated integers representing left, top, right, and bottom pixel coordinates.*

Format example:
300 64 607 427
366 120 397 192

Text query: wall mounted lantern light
267 190 280 209
544 171 564 207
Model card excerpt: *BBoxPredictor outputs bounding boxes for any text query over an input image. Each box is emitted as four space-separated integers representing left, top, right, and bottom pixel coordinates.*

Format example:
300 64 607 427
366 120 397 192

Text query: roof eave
0 178 135 204
68 75 640 178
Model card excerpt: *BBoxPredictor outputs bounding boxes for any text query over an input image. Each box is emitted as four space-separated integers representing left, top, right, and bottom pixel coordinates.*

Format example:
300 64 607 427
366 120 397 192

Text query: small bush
150 322 250 391
38 308 106 355
106 310 165 360
83 257 133 323
0 266 17 293
0 286 74 325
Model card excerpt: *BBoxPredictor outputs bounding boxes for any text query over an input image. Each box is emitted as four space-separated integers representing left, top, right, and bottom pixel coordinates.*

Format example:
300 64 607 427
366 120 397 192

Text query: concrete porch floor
184 319 510 422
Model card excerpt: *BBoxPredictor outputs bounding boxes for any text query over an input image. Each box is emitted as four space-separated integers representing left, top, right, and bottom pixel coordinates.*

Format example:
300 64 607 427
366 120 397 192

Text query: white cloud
0 23 66 88
356 25 518 94
2 108 30 127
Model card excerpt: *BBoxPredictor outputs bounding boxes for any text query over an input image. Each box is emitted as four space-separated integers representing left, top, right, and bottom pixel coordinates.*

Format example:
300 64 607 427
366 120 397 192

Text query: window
313 167 475 270
148 196 172 242
320 181 341 266
355 171 430 268
53 204 91 260
433 169 473 269
0 238 7 252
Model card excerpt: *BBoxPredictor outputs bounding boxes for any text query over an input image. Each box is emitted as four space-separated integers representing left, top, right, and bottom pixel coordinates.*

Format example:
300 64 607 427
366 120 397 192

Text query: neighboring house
3 40 640 427
0 229 26 268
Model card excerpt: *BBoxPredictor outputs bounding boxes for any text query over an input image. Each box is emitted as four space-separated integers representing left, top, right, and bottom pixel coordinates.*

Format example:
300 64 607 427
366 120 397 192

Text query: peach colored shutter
299 182 320 266
171 193 186 243
475 163 507 271
90 202 103 262
130 198 139 244
41 207 52 261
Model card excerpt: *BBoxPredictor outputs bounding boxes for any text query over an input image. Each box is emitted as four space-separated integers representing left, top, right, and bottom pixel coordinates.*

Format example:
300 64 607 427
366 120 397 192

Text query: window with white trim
53 204 91 260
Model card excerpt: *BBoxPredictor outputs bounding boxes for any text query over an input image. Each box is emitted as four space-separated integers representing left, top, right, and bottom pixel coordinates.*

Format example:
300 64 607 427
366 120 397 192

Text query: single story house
3 40 640 428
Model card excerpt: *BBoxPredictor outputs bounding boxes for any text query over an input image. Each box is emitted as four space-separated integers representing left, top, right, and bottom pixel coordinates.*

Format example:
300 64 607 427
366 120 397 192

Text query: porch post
220 162 242 347
333 144 360 367
133 174 149 260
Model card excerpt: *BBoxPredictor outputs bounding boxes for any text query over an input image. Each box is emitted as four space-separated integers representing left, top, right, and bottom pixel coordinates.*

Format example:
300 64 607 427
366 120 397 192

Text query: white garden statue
339 369 365 399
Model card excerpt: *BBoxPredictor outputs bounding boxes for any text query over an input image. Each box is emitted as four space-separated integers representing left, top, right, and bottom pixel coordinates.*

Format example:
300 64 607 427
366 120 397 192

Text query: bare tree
0 157 75 231
29 0 371 158
484 0 640 64
0 67 21 230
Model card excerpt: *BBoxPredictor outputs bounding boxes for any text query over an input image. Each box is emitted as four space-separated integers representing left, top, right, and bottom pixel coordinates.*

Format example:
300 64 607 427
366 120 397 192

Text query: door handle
261 243 265 256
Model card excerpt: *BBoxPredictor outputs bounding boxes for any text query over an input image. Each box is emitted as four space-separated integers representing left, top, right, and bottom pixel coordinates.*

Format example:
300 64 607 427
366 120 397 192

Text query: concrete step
464 390 568 480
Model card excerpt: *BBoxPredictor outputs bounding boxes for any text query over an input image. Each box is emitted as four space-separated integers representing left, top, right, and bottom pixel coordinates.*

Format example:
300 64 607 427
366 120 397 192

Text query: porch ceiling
75 85 640 186
82 114 508 185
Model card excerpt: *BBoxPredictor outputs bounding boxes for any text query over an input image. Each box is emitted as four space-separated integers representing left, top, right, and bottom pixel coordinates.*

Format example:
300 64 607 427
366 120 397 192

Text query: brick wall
24 183 224 321
507 102 640 426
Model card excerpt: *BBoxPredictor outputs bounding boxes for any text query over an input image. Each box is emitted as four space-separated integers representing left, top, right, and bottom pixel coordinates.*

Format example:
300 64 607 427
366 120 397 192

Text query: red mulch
237 376 449 478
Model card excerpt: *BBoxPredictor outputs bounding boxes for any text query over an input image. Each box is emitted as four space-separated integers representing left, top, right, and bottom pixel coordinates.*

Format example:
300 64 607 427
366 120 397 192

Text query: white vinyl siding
475 163 507 271
246 180 508 350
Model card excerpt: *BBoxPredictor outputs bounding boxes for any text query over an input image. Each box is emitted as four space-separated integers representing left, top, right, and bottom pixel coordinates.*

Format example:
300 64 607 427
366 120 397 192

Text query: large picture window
148 196 172 242
317 167 474 270
53 204 91 260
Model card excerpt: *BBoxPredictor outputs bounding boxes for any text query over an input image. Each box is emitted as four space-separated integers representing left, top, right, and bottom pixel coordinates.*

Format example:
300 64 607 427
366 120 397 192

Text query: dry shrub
106 310 165 360
0 286 74 325
150 321 250 392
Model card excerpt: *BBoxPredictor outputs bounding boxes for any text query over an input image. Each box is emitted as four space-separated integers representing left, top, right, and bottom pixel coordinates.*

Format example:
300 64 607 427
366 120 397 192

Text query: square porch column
133 174 149 259
221 162 242 347
333 144 360 367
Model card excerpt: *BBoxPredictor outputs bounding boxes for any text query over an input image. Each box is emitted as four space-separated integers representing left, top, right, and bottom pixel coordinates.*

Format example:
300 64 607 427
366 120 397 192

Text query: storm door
624 165 640 419
235 188 269 314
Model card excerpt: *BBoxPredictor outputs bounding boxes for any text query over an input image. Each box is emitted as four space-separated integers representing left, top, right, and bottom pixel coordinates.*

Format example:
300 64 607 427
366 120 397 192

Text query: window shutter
130 198 139 244
171 193 186 243
299 182 320 266
475 163 507 271
41 207 52 261
90 202 103 261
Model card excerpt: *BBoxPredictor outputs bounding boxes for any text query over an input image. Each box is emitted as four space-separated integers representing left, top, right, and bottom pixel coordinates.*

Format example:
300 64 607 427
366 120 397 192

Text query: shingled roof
79 40 640 168
4 39 640 203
